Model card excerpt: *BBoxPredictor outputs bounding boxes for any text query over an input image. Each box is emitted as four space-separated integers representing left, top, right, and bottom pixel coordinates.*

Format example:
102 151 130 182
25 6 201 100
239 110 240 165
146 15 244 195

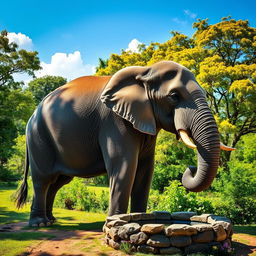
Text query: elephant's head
100 61 234 192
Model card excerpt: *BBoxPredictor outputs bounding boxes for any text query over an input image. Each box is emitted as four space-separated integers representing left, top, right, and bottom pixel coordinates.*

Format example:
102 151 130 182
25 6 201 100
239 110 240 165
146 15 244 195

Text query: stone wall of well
103 211 233 255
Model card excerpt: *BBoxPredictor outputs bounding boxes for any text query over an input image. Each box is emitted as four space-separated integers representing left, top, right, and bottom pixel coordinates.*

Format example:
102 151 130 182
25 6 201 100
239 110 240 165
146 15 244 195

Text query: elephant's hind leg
30 173 52 227
46 175 73 223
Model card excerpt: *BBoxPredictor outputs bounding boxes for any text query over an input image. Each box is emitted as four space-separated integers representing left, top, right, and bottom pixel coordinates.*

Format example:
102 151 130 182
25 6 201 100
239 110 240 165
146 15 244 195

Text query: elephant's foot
46 213 56 224
29 216 52 227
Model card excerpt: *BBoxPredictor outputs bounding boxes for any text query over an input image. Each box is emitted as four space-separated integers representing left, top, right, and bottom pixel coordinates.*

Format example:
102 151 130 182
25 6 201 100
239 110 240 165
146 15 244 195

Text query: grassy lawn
0 232 55 256
1 183 256 256
86 184 109 195
0 184 107 255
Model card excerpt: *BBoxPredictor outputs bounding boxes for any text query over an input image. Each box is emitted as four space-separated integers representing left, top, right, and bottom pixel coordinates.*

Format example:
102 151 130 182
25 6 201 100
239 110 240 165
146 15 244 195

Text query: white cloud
126 39 143 53
7 32 33 50
36 51 96 80
172 18 188 26
184 9 197 19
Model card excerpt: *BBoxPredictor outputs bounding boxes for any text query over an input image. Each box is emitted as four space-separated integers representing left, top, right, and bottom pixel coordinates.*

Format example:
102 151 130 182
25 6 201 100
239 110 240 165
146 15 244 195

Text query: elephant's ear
100 66 156 135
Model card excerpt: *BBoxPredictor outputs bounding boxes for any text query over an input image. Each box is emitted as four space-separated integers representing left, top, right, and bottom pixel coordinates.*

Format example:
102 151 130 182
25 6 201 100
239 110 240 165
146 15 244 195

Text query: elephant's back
42 75 112 117
36 75 112 169
60 75 112 98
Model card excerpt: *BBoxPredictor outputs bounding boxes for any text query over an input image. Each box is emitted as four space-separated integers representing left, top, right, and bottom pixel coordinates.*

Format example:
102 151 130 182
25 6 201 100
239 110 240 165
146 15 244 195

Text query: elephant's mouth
178 129 236 152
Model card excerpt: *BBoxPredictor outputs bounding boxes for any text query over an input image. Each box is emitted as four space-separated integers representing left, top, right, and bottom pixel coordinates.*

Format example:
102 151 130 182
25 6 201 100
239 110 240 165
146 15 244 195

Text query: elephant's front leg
108 158 138 215
130 148 155 213
100 131 140 216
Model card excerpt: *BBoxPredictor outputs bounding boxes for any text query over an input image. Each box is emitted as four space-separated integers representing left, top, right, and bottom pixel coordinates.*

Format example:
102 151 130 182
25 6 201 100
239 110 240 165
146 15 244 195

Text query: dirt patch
1 222 256 255
0 222 125 256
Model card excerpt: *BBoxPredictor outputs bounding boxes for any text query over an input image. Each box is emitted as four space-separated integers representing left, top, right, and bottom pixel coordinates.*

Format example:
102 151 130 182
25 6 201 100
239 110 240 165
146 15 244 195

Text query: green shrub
0 166 20 181
148 180 214 214
212 197 256 224
213 163 256 198
54 178 109 213
153 131 196 192
211 161 256 224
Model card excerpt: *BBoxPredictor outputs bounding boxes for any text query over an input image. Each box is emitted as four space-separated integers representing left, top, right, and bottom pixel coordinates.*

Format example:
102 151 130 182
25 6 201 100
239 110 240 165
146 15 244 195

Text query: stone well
103 211 233 255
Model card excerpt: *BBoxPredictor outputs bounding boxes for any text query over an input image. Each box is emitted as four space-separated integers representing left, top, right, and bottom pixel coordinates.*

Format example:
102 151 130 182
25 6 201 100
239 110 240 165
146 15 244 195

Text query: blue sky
1 0 255 81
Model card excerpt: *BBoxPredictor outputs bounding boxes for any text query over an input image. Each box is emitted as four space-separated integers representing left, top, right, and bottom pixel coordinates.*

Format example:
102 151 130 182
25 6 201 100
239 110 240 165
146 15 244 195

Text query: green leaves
27 75 67 104
0 30 40 173
0 30 41 89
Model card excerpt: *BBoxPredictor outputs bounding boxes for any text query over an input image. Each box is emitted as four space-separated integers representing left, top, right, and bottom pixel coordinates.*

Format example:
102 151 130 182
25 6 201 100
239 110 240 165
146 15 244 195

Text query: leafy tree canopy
95 17 256 164
0 30 40 167
28 75 67 104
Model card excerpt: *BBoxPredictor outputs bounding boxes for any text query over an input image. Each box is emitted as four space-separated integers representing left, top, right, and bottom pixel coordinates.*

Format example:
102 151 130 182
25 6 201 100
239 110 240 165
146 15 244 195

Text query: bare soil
1 222 255 256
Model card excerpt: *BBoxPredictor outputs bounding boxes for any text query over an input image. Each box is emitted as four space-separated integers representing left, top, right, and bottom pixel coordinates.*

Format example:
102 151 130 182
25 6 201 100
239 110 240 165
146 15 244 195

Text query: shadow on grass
0 207 29 224
233 241 256 256
234 225 256 236
22 221 105 232
44 221 105 231
58 216 76 221
0 232 54 241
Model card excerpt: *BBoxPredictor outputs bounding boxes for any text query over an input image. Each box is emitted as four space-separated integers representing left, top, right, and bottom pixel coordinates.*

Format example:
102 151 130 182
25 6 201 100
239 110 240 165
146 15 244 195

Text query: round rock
109 226 120 241
137 244 158 254
118 223 141 240
193 224 213 232
106 219 127 228
141 224 165 234
130 232 149 245
192 230 214 243
171 211 197 220
170 236 192 247
165 224 197 236
147 234 171 248
213 223 227 241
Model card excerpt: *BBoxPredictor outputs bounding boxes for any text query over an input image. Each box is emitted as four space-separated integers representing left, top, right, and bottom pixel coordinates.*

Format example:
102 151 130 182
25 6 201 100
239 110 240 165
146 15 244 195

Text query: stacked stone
103 211 233 255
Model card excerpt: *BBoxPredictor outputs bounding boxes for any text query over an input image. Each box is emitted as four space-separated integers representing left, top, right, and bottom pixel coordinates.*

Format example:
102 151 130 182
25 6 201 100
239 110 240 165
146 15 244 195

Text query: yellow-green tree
96 17 256 165
194 17 256 163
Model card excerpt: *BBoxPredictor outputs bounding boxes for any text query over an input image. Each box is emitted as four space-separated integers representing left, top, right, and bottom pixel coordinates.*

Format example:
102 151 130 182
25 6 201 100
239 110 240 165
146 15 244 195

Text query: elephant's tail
15 143 29 209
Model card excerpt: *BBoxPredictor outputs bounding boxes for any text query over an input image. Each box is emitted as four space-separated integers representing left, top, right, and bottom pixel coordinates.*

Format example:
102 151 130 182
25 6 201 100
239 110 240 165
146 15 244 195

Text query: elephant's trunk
175 91 220 192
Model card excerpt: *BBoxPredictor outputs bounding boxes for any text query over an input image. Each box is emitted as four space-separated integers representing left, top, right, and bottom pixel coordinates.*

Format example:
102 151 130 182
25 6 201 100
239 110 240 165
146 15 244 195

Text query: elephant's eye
169 92 179 104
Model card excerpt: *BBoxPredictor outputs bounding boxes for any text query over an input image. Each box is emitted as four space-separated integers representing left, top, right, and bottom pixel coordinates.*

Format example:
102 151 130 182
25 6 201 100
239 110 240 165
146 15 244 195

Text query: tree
152 131 196 192
194 17 256 163
0 30 40 89
95 17 256 166
95 58 108 73
28 75 67 104
0 30 40 171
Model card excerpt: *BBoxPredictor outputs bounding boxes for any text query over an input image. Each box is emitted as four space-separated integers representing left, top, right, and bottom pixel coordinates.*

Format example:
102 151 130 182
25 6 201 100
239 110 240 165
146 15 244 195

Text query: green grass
0 184 107 228
86 184 109 195
0 184 107 255
0 185 30 224
233 225 256 236
0 232 55 256
1 183 256 256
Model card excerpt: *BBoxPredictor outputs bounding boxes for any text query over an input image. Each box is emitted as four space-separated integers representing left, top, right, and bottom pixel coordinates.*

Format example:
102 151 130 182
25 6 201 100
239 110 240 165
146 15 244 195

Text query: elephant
15 61 234 227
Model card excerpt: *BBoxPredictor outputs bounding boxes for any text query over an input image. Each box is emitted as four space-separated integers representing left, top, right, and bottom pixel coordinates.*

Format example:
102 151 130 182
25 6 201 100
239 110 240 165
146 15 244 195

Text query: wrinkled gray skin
16 61 220 227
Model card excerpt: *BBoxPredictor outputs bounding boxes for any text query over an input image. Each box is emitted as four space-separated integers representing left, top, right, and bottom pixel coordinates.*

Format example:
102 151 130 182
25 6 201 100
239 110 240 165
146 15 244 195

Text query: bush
88 175 109 186
213 163 256 198
148 180 214 214
212 197 256 224
54 178 109 212
12 177 109 213
153 131 196 192
211 161 256 224
0 166 20 181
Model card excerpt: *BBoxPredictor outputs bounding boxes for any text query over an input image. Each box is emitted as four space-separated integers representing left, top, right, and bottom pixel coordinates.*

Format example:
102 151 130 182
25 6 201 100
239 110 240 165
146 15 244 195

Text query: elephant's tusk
220 142 236 151
179 130 197 150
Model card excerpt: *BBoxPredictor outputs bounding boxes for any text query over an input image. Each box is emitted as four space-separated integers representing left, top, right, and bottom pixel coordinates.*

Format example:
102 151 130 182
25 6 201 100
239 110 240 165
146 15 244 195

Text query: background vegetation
0 17 255 224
